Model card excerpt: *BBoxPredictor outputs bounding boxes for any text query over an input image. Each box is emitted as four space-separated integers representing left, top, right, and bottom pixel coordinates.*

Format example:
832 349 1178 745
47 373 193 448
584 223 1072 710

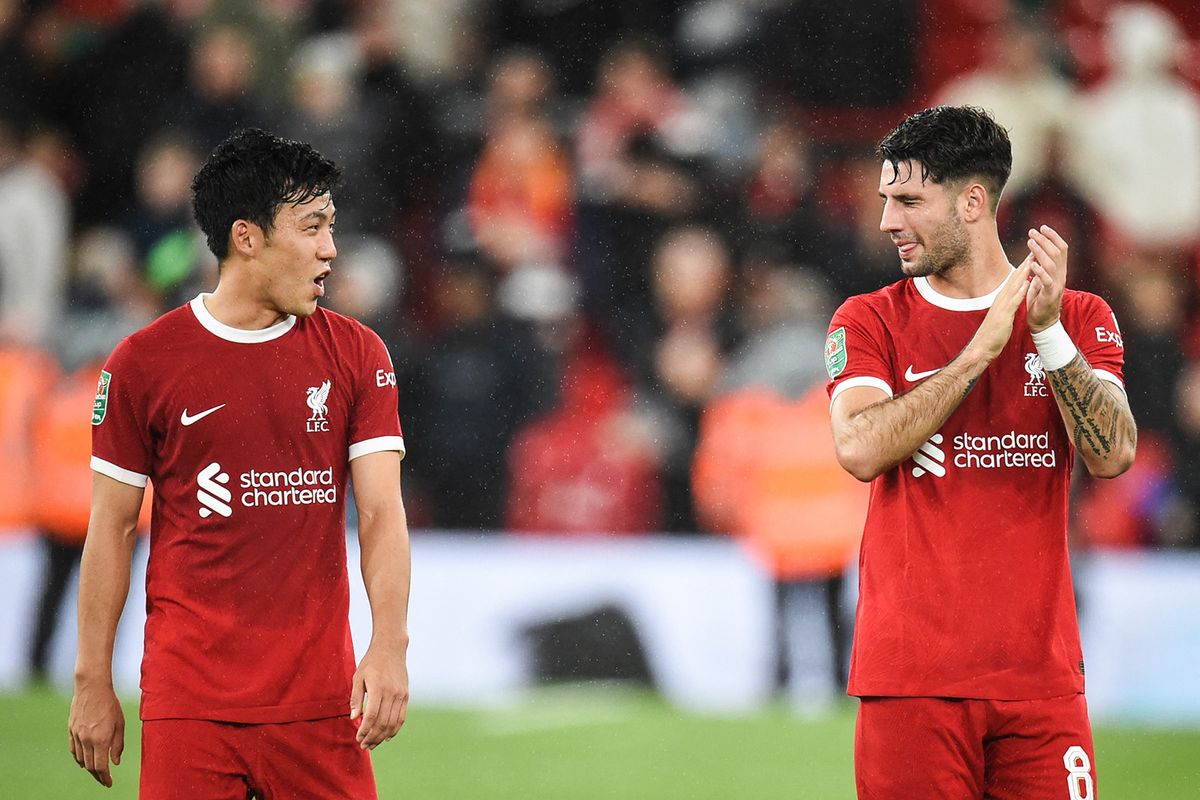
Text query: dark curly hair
191 128 342 260
877 106 1012 212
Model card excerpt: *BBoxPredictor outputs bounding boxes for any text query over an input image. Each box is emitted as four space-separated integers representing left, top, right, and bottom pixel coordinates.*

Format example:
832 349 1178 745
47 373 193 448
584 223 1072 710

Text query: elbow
1087 442 1137 480
835 443 885 483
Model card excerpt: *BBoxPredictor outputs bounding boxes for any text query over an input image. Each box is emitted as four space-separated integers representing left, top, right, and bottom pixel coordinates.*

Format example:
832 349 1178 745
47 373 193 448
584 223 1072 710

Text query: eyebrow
299 208 337 223
879 191 921 202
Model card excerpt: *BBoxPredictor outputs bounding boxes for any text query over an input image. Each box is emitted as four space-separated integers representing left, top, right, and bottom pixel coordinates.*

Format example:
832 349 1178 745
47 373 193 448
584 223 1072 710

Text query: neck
206 268 289 330
925 237 1012 299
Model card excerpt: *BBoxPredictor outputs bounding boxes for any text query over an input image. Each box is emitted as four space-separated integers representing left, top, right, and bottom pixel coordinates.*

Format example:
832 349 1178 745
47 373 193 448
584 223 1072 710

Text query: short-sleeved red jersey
826 274 1125 700
91 295 404 723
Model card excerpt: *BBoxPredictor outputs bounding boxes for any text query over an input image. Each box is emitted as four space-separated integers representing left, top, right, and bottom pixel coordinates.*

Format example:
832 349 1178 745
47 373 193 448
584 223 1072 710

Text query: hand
966 256 1034 362
69 679 125 788
350 641 409 750
1025 225 1069 332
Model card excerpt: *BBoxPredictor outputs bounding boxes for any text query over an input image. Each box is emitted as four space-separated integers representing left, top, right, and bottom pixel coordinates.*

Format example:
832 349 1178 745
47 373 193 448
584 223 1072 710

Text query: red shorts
140 716 377 800
855 694 1096 800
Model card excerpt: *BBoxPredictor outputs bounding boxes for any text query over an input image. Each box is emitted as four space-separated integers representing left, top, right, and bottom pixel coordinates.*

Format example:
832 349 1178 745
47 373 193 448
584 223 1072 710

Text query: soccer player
826 106 1136 798
68 129 410 798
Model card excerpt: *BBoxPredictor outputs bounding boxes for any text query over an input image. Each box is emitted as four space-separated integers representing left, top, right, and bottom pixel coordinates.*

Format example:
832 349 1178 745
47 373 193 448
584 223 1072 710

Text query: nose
879 199 902 234
319 230 337 261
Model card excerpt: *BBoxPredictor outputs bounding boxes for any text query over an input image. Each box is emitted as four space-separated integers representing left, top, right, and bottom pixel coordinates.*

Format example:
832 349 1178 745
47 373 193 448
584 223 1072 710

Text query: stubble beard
900 211 971 279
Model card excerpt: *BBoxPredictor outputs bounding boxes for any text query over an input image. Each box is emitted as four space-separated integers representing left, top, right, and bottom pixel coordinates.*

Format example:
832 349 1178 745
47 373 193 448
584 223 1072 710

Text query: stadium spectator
1167 360 1200 547
57 226 158 392
614 226 739 533
403 255 556 529
507 354 663 535
282 33 395 234
1068 2 1200 251
67 3 191 224
575 39 706 324
936 16 1078 198
121 133 205 309
166 25 268 153
1112 258 1187 436
349 1 440 220
695 263 865 712
0 116 69 347
999 130 1105 295
27 359 151 685
825 155 908 298
466 112 574 273
731 117 853 289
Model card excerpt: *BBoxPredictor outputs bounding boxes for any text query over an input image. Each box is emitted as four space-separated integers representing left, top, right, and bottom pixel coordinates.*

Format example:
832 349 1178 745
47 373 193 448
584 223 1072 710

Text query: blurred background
1 0 1200 796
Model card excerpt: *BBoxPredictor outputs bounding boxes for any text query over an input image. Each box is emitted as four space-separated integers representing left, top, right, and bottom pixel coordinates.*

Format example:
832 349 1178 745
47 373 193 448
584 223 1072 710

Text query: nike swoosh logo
180 404 226 426
904 365 941 382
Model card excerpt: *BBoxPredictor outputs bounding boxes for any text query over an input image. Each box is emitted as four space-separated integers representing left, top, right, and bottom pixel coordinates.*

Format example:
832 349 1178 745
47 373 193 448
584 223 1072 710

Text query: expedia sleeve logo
92 370 112 426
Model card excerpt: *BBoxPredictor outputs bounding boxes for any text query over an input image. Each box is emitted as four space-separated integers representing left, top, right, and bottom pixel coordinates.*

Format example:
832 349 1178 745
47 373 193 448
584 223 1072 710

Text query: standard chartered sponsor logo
953 431 1057 468
195 462 336 518
911 430 1056 478
911 434 946 478
197 462 233 518
240 467 337 507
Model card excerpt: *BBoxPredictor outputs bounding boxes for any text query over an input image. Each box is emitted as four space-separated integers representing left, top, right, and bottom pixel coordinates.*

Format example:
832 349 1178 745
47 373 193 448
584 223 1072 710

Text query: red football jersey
91 296 404 723
826 274 1125 700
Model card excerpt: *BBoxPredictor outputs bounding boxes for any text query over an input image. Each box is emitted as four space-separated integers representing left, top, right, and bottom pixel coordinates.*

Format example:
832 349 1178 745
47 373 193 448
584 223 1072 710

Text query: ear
959 181 991 222
228 220 261 258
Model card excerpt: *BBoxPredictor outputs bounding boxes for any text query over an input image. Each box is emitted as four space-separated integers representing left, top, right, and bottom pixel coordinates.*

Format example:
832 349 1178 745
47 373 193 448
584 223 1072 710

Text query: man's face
257 192 337 318
877 161 970 279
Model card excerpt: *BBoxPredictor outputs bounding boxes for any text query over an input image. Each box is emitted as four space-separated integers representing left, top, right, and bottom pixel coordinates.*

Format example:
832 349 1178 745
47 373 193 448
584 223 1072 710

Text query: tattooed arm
1024 225 1137 479
1044 356 1137 478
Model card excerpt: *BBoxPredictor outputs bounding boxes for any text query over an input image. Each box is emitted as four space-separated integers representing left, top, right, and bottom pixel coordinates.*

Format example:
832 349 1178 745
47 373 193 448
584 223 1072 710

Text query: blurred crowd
2 0 1200 562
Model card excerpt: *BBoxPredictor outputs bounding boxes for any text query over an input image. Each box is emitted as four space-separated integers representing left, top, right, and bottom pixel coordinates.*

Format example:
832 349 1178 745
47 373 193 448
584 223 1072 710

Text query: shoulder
831 279 910 326
304 308 395 378
1062 288 1125 349
1061 288 1120 329
306 306 384 345
110 304 194 362
1062 288 1113 313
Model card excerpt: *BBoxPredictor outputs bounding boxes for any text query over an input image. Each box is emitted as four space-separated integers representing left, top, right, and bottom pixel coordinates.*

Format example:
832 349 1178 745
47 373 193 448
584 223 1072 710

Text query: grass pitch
6 686 1198 798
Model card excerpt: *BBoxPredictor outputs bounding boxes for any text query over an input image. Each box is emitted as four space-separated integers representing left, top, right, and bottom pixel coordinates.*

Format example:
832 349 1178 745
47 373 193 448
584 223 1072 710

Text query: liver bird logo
1024 353 1045 386
306 380 331 420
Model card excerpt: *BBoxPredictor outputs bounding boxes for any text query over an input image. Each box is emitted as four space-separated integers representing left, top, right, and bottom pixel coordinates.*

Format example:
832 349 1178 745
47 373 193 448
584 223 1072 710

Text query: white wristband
1031 320 1078 371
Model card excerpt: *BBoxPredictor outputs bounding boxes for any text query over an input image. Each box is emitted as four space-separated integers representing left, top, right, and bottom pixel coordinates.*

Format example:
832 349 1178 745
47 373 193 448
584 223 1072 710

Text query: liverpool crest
306 379 331 432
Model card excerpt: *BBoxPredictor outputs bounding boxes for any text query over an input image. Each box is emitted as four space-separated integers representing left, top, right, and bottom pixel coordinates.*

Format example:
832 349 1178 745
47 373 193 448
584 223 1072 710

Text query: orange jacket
693 385 868 580
31 360 151 542
0 346 56 533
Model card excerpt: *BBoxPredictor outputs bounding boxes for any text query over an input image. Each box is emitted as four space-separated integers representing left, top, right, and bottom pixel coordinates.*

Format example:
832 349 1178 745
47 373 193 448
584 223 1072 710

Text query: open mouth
314 271 330 297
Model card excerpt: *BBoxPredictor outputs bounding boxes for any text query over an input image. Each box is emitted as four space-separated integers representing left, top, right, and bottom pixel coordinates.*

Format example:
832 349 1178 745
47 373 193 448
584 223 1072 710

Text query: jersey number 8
1063 746 1094 799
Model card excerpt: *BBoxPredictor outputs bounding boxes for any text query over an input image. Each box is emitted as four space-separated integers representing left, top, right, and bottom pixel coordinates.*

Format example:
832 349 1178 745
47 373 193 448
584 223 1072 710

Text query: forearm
1044 354 1137 478
358 509 411 650
74 525 137 683
836 345 992 481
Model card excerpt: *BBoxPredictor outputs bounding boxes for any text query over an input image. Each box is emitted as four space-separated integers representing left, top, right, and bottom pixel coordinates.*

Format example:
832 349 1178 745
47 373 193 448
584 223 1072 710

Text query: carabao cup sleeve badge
93 369 112 426
825 327 847 379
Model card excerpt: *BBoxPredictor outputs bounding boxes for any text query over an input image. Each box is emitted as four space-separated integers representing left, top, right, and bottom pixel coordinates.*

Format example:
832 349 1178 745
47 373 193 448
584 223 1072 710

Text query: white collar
912 269 1012 312
189 294 297 343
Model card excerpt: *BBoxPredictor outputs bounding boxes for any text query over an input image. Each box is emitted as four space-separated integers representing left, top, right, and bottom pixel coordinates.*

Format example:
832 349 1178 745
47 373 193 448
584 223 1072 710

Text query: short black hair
191 128 342 260
877 106 1012 211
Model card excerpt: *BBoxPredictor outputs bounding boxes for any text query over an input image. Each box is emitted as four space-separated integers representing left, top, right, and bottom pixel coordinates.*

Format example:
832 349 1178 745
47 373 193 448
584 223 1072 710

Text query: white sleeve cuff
1094 369 1125 391
829 376 894 408
349 435 406 462
91 456 150 487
